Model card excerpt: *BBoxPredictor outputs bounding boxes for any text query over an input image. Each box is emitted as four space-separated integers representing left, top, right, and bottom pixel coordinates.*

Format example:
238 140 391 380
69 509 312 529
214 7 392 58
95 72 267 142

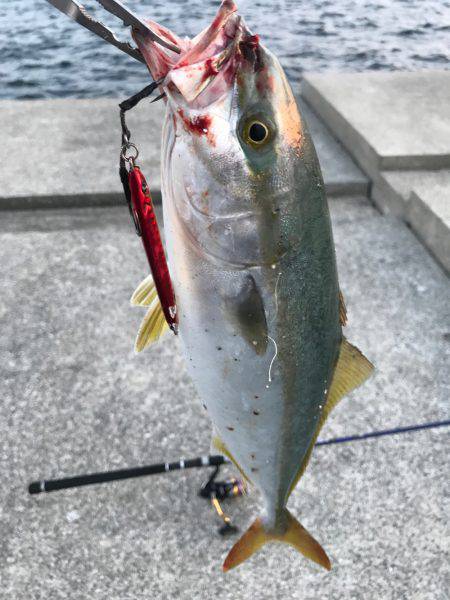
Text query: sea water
0 0 449 98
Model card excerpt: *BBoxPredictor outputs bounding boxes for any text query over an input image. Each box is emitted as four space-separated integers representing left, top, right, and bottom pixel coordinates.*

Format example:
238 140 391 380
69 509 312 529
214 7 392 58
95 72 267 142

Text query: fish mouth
133 0 262 107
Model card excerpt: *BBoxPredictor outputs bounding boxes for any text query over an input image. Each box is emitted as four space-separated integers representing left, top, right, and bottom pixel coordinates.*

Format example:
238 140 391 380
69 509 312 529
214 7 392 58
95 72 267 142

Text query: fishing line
28 419 449 495
315 418 450 447
267 335 278 383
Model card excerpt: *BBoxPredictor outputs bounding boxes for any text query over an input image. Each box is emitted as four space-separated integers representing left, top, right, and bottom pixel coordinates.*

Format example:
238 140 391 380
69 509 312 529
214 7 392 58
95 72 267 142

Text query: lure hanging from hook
119 81 178 333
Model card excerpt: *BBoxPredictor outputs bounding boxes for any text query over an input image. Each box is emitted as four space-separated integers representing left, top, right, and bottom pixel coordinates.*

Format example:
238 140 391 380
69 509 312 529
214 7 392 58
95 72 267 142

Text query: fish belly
163 199 340 518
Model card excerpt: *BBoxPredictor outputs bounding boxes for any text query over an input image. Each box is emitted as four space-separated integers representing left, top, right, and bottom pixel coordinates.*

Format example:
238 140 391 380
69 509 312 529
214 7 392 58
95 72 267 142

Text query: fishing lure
119 84 178 336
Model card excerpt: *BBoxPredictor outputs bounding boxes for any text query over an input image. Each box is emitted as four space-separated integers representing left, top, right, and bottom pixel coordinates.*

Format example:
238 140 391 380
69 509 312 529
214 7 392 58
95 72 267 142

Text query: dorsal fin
339 290 347 326
288 337 374 496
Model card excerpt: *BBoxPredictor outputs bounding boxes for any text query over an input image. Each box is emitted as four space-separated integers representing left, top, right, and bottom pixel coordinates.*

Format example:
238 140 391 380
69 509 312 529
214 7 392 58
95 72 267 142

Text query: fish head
134 1 311 266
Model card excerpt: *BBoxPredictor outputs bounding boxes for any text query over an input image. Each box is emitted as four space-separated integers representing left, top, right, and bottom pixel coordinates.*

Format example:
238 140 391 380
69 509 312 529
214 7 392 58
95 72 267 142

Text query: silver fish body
133 0 373 571
161 49 340 529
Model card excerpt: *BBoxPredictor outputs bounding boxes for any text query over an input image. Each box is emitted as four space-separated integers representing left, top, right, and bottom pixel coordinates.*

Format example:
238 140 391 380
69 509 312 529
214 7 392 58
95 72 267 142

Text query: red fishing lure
128 165 178 332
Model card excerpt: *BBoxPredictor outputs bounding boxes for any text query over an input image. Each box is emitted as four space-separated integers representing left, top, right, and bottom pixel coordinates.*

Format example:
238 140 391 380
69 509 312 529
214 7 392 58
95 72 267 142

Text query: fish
131 0 374 572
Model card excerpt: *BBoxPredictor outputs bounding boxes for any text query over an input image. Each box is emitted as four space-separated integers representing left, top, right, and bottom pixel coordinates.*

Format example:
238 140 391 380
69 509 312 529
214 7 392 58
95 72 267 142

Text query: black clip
119 78 165 237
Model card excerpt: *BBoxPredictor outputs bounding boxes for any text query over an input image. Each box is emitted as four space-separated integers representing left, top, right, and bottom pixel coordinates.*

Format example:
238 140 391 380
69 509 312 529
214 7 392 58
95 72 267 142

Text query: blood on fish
256 66 275 95
177 108 215 144
245 34 260 47
239 33 263 71
203 58 219 81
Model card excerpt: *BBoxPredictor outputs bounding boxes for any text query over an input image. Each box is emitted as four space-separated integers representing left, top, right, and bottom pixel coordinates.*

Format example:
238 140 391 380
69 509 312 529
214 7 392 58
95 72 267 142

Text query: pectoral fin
134 300 169 352
130 274 158 306
288 337 374 496
224 275 267 355
132 275 168 351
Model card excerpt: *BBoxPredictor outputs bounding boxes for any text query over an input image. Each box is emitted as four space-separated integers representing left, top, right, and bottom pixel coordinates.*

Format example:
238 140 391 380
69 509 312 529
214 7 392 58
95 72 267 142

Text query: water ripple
0 0 449 99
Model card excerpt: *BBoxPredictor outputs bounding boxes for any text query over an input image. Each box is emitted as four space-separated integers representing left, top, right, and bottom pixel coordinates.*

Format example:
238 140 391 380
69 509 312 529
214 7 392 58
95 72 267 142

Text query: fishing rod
28 419 449 534
29 418 449 495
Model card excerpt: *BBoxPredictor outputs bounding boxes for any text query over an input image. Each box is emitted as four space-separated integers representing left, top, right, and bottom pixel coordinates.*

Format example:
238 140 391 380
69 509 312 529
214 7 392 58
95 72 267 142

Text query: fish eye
249 121 268 143
243 119 272 148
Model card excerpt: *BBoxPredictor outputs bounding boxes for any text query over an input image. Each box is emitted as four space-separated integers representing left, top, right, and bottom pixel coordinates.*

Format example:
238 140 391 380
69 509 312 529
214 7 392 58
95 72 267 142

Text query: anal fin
212 435 251 484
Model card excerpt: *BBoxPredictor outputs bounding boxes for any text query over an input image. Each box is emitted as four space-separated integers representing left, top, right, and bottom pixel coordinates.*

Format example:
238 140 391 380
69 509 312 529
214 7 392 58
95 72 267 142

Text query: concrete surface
372 169 450 217
372 169 450 273
301 71 450 275
0 96 367 210
0 98 164 210
408 188 450 275
299 99 369 198
1 197 449 599
301 70 450 177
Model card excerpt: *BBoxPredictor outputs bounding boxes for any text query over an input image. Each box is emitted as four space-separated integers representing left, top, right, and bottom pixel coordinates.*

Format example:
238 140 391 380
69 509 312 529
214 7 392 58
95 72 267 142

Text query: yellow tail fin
223 509 331 572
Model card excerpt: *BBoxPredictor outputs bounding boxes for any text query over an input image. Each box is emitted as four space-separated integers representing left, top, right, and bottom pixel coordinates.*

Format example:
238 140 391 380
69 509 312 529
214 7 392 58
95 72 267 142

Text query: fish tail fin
222 518 266 572
222 509 331 572
281 510 331 571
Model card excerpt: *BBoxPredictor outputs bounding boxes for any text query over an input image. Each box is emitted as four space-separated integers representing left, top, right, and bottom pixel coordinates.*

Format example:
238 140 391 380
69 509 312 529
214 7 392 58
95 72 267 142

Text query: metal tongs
46 0 181 63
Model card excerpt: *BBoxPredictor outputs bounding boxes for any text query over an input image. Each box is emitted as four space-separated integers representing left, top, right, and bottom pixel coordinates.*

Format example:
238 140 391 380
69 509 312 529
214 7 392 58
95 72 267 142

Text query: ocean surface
1 0 449 99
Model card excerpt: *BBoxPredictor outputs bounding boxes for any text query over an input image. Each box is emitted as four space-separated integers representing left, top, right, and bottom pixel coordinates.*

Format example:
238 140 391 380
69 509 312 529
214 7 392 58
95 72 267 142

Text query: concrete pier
0 95 368 210
1 199 448 599
301 70 450 272
1 71 449 599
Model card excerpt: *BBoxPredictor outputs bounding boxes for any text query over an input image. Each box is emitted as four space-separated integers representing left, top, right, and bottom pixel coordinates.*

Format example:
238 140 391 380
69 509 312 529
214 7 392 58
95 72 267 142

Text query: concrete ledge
371 169 450 273
299 99 369 197
0 98 164 211
302 71 450 274
302 71 450 177
408 191 450 273
0 95 367 210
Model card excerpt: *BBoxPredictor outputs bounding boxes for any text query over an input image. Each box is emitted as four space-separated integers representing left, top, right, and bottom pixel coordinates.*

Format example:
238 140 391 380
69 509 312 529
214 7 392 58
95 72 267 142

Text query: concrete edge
301 76 450 173
326 181 370 198
0 190 162 211
406 190 450 274
0 182 360 212
380 154 450 171
302 78 450 275
301 78 381 180
370 174 406 217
